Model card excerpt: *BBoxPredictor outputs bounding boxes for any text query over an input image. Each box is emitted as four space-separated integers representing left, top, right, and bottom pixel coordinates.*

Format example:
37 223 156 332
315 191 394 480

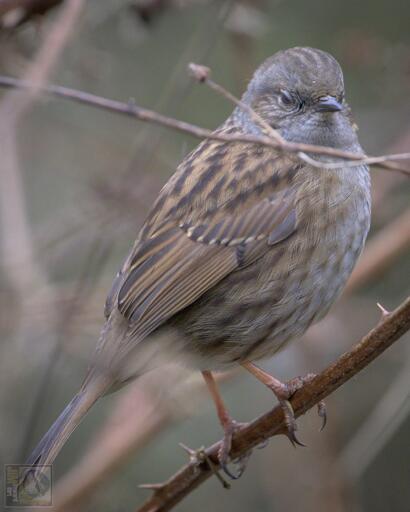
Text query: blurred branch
18 237 110 462
120 0 233 192
0 74 409 175
0 0 84 296
345 208 410 293
136 297 410 512
339 342 410 480
0 0 85 466
0 0 63 29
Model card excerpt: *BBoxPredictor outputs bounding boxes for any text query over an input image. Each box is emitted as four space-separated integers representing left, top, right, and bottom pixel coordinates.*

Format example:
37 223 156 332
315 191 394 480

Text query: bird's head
237 47 358 149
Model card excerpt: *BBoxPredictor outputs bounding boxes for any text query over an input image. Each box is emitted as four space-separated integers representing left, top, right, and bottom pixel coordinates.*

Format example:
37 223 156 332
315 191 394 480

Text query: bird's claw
278 398 306 447
293 374 328 432
218 419 249 480
269 373 328 445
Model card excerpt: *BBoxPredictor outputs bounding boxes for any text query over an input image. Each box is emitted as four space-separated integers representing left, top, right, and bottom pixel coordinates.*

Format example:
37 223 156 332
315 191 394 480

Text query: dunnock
24 47 370 482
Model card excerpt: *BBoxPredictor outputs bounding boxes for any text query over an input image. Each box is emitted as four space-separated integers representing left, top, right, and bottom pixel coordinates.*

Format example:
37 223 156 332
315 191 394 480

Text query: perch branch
136 296 410 512
0 74 409 175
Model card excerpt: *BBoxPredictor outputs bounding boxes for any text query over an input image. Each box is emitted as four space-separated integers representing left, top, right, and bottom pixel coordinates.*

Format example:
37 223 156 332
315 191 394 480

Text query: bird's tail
21 378 109 492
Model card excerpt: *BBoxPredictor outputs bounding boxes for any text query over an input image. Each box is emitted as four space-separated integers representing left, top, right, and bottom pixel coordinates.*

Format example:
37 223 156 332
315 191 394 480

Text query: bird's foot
271 373 327 443
218 418 250 480
287 373 327 431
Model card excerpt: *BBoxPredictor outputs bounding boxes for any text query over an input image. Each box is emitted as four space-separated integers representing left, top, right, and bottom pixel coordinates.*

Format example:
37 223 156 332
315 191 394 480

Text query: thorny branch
0 73 409 176
136 297 410 512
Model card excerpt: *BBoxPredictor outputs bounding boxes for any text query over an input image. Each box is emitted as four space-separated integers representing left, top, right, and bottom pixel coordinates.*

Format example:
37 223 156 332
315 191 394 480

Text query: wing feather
115 187 297 338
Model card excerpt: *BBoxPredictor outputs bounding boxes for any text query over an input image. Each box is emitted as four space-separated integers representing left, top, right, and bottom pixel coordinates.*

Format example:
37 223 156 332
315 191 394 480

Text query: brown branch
0 0 84 296
0 0 63 29
0 74 409 176
136 296 410 512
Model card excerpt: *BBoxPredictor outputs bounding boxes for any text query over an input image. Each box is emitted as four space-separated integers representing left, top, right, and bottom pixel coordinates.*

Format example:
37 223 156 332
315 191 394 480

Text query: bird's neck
230 106 264 136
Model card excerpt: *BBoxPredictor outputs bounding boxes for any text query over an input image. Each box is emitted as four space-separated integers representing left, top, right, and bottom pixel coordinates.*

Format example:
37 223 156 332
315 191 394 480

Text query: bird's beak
316 95 342 113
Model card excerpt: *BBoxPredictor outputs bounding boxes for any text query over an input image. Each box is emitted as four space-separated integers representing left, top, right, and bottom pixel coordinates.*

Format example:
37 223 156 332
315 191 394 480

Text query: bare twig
188 62 285 144
0 75 409 175
136 297 410 512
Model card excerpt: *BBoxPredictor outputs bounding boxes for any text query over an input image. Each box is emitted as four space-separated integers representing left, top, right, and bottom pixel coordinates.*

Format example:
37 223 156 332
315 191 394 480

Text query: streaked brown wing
116 187 296 339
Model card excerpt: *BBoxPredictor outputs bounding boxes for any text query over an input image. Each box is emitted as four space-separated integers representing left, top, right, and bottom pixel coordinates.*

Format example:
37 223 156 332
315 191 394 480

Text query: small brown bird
25 47 370 483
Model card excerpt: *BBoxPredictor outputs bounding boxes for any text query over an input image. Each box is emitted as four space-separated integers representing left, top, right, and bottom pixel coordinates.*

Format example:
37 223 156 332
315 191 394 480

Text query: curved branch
136 296 410 512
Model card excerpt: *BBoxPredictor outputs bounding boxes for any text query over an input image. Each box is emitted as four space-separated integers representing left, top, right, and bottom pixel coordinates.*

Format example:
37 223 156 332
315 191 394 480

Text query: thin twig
136 296 410 512
188 62 410 175
0 75 409 175
299 150 410 169
188 62 285 144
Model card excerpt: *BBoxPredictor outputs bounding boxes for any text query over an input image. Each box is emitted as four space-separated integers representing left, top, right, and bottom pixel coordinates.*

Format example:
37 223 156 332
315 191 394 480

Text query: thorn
188 63 210 83
178 442 206 465
179 443 231 489
179 442 197 457
377 302 391 320
139 482 164 490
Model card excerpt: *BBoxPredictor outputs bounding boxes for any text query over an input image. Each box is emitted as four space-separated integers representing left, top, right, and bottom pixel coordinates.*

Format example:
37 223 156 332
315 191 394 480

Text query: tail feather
23 379 109 486
26 392 86 468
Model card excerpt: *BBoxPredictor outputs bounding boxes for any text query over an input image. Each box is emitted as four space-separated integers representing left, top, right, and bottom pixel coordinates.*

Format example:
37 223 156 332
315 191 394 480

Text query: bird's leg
202 370 248 479
241 362 327 445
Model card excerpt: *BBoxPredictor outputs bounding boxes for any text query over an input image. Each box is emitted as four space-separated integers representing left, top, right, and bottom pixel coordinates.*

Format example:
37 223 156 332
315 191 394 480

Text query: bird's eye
279 90 294 107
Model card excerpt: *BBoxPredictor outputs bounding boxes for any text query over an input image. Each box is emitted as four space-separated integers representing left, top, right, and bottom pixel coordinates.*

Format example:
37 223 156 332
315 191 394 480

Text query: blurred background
0 1 409 511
